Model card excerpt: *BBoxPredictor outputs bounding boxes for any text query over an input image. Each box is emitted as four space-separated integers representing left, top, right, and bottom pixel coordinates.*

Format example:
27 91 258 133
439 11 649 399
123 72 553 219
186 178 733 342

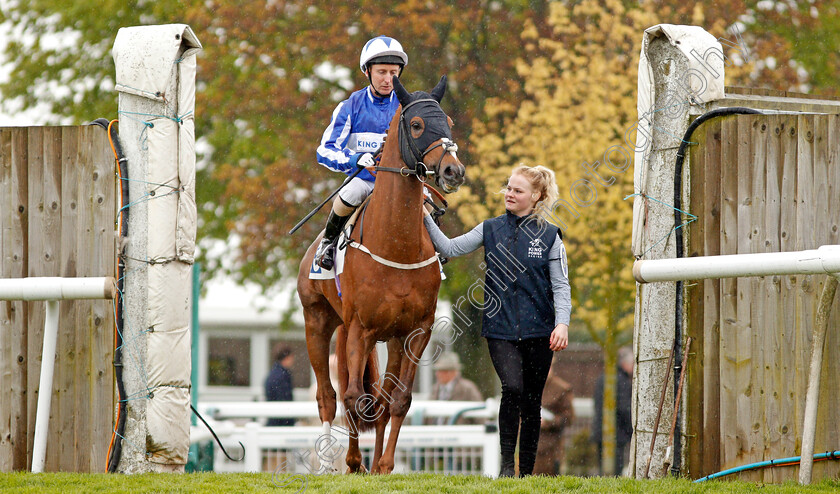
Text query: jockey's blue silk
316 86 400 182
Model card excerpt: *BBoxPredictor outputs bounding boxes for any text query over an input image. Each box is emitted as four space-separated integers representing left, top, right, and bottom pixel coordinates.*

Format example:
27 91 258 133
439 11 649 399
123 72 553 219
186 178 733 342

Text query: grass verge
1 472 839 493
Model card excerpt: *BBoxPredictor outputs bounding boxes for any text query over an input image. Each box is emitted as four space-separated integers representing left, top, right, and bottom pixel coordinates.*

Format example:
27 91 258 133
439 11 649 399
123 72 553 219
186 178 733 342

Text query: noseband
374 98 458 183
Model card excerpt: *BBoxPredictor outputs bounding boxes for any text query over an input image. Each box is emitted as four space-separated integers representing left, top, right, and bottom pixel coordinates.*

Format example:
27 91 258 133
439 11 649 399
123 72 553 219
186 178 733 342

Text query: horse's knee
343 386 363 413
389 389 412 418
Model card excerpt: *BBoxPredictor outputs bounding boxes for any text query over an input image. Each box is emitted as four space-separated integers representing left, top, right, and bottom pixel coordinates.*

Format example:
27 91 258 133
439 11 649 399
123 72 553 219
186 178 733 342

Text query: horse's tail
336 324 381 433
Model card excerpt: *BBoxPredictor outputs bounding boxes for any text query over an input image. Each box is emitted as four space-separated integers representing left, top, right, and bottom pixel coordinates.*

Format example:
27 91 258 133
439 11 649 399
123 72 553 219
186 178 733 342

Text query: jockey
314 35 408 270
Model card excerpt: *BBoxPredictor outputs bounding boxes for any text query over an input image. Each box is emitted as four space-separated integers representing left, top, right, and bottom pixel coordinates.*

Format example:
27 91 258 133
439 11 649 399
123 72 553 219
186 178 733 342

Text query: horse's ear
393 76 411 107
430 75 447 103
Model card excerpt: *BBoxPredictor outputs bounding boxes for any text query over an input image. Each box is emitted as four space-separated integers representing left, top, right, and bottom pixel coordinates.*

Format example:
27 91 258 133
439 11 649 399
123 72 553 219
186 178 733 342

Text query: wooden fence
685 92 840 481
0 126 116 472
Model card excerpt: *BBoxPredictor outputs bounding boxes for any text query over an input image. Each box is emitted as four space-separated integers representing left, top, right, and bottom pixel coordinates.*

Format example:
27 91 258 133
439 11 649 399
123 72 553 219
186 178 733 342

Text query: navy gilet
480 211 560 340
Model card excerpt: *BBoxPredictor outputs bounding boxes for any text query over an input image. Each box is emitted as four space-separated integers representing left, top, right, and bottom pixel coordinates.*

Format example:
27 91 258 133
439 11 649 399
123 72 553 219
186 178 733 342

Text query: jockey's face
367 64 401 96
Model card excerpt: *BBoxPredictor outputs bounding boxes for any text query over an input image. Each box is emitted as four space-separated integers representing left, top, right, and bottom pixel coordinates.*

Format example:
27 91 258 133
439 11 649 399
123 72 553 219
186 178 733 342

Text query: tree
0 0 555 292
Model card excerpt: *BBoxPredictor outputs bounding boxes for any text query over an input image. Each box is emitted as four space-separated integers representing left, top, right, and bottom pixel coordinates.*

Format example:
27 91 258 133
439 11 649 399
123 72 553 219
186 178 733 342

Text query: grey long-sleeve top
423 215 571 326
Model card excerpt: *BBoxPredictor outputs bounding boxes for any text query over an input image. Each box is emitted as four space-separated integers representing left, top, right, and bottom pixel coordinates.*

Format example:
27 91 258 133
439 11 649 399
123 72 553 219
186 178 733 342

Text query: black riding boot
499 452 515 478
314 210 351 270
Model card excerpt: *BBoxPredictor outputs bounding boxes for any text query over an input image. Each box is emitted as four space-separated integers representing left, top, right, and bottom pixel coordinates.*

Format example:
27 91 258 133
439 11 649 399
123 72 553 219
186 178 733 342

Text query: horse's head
392 75 465 193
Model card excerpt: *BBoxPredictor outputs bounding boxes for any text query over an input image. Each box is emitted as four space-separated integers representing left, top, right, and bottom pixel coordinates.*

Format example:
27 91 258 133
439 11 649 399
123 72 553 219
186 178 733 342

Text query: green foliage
1 0 826 293
1 472 840 492
0 0 555 290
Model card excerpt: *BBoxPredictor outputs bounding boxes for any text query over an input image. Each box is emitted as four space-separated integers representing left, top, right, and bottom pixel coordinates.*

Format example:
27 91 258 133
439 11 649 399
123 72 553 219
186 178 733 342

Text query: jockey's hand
354 152 375 169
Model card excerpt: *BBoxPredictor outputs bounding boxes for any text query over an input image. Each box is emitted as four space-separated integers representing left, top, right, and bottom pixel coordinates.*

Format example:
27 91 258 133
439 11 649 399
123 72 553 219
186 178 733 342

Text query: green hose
694 450 840 482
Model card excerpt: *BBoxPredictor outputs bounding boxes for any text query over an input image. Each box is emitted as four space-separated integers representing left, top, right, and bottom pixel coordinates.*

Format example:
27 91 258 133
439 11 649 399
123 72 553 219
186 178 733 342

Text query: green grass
0 472 839 493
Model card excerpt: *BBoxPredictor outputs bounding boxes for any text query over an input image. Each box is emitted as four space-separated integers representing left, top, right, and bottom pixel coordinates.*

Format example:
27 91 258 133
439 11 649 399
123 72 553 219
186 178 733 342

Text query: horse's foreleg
342 321 376 473
377 328 432 474
370 339 402 473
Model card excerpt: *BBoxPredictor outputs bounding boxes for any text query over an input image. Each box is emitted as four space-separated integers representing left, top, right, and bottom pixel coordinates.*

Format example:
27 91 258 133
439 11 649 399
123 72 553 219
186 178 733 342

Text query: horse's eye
411 122 422 130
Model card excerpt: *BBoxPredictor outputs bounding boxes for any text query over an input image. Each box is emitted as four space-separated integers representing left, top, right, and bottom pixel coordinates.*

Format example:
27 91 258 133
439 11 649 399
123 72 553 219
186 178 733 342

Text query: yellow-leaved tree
459 0 657 474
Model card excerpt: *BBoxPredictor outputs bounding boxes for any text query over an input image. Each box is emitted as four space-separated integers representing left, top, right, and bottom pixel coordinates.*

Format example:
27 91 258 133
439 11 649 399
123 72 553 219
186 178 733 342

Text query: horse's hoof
345 464 368 474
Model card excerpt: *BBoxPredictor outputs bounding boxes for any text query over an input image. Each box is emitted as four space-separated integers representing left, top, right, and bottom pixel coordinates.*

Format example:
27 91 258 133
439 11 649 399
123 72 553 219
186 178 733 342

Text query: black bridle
374 98 458 183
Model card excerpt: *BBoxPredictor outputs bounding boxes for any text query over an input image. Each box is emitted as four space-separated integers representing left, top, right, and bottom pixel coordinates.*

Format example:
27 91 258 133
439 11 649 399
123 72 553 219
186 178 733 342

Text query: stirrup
315 239 336 270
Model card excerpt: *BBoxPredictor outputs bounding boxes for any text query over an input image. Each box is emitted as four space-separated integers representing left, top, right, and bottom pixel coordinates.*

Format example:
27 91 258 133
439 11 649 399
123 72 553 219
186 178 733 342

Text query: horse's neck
364 115 428 262
366 168 427 262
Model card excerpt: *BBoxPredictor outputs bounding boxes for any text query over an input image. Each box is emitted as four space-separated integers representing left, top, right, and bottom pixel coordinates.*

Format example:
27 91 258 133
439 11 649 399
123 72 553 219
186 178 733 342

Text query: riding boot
315 210 351 270
499 452 516 478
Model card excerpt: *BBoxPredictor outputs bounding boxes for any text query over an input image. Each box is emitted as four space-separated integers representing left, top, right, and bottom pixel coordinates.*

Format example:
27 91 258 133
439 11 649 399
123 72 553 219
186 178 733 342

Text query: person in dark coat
265 343 296 426
533 357 574 475
427 352 483 425
592 346 633 475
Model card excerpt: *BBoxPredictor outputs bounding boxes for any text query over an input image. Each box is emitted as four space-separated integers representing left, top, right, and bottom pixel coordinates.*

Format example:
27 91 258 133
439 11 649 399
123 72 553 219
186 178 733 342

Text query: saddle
308 197 371 280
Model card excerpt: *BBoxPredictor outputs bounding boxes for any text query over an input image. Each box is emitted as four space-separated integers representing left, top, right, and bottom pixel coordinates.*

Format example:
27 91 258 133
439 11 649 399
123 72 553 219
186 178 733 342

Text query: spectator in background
534 357 574 476
430 352 482 425
592 346 634 475
265 343 296 426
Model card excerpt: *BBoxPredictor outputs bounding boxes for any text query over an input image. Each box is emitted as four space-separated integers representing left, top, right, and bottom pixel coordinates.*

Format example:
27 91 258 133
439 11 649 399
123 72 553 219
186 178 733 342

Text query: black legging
487 337 553 474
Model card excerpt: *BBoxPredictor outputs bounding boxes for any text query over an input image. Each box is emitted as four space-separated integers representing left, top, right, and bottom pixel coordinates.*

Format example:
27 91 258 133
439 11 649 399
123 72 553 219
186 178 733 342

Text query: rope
111 429 152 458
118 110 194 125
624 193 698 259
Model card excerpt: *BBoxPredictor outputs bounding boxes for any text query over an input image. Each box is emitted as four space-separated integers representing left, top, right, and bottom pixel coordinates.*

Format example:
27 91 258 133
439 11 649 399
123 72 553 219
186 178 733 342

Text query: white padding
177 118 197 262
145 119 179 261
632 25 725 256
147 264 191 331
114 23 200 468
177 53 197 116
146 385 191 464
147 325 191 384
113 24 202 102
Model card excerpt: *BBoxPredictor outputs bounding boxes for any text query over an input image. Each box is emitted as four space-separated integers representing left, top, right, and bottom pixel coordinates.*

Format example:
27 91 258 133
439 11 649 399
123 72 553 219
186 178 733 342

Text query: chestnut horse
297 75 465 474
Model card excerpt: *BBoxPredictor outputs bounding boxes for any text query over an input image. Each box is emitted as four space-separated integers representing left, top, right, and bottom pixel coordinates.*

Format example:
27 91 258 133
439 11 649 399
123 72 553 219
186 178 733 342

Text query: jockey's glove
353 152 375 169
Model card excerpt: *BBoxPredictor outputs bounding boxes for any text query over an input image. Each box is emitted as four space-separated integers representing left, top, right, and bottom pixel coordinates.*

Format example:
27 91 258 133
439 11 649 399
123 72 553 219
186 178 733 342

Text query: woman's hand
549 323 569 351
